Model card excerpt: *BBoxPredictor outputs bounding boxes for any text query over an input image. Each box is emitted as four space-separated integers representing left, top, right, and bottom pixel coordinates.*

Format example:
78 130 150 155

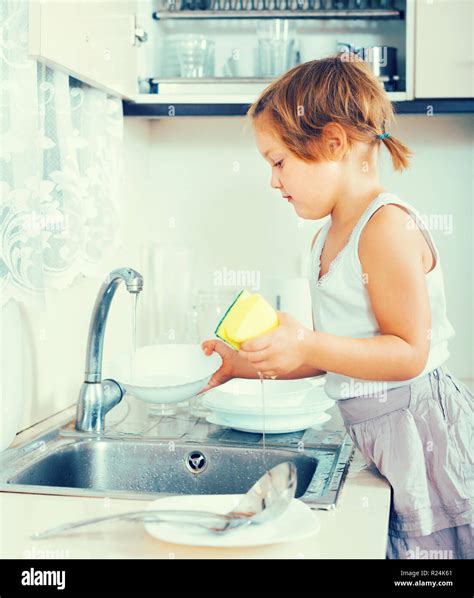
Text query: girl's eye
274 160 283 168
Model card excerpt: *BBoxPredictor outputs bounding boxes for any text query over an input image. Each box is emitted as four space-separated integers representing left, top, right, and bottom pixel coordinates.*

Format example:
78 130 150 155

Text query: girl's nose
270 171 281 189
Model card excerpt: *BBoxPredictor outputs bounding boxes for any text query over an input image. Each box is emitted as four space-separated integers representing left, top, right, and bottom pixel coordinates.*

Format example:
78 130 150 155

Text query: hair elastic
377 132 391 140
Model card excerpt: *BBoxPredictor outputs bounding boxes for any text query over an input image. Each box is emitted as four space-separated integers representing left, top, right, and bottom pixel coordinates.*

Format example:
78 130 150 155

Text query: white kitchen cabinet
415 0 474 98
28 0 415 105
28 0 139 99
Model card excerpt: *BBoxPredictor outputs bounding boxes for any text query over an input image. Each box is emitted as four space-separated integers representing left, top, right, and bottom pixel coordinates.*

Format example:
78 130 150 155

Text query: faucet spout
85 268 143 384
75 267 144 434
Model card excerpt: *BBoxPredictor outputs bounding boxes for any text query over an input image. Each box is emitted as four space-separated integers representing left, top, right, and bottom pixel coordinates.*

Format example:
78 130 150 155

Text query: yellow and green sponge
214 289 279 350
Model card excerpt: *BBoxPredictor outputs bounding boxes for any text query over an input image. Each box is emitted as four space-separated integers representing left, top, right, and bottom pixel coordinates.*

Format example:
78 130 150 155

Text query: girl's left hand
238 311 311 378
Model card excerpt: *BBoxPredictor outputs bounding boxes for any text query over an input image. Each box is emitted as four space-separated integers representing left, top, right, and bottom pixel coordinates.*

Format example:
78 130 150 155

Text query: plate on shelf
206 411 331 434
144 494 320 548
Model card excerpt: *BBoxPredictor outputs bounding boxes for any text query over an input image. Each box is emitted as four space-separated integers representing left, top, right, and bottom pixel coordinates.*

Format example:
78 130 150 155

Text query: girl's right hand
199 339 240 394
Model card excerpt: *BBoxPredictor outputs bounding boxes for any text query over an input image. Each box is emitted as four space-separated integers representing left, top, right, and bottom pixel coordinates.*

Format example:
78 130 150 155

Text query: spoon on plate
31 461 297 540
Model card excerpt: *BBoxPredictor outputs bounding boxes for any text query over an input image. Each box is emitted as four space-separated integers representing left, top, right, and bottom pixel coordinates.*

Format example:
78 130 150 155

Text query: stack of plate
203 376 334 434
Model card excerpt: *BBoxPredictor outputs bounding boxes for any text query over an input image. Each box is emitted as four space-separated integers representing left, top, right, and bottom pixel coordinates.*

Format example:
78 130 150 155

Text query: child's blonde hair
248 53 412 172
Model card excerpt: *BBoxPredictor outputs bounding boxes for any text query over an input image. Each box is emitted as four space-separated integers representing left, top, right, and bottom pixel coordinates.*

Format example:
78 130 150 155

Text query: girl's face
253 118 344 220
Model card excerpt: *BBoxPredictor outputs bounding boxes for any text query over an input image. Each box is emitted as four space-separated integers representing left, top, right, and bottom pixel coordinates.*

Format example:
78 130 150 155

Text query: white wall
13 119 151 431
13 113 474 432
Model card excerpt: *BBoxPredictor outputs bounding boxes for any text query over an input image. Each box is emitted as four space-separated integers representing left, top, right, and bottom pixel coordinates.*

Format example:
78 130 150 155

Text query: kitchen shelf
152 8 404 20
145 76 401 95
145 77 277 96
123 98 474 117
138 78 405 99
392 98 474 114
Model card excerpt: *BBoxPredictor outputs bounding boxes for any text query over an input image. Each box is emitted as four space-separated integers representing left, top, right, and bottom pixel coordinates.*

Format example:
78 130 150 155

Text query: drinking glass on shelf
177 35 215 78
257 20 297 77
353 0 371 8
223 46 258 77
331 0 350 9
376 0 395 8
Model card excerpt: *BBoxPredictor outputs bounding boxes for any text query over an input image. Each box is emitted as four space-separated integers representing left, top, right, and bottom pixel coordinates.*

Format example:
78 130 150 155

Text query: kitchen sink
7 438 316 498
1 266 353 509
0 402 354 509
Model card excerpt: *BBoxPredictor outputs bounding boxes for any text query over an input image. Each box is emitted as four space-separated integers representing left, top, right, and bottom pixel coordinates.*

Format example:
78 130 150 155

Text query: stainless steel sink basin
7 438 315 498
0 403 354 509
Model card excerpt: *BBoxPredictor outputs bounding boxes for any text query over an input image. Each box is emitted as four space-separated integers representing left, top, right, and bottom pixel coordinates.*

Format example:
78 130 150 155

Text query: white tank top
309 192 455 400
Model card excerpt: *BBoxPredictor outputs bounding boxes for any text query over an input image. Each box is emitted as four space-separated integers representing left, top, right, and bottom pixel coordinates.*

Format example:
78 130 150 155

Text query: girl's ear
321 122 348 161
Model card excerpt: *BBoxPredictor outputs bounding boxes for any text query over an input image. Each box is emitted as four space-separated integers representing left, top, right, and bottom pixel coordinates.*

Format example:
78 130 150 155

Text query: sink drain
185 450 207 475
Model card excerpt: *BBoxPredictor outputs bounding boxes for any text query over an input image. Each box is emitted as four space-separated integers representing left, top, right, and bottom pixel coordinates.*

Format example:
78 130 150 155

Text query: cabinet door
28 0 138 100
415 0 474 98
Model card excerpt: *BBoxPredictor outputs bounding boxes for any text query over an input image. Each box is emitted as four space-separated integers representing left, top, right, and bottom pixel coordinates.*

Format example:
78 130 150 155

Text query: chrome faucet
75 267 144 433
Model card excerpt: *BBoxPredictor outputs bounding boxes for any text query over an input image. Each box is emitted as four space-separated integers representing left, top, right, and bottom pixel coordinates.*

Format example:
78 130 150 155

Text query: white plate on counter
203 391 335 416
144 494 320 547
206 411 331 434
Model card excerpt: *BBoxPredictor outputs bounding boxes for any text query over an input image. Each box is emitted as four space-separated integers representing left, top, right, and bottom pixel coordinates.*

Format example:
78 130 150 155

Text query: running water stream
130 293 139 383
258 371 268 469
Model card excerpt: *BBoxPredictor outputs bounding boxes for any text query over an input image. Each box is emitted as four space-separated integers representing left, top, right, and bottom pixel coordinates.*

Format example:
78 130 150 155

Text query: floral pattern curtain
0 0 124 309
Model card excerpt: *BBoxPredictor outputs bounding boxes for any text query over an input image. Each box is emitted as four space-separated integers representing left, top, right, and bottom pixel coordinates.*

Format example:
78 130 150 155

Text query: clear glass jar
187 288 237 416
192 289 237 342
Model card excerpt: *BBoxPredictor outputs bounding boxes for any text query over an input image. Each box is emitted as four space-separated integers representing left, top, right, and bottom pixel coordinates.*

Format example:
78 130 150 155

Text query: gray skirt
337 365 473 560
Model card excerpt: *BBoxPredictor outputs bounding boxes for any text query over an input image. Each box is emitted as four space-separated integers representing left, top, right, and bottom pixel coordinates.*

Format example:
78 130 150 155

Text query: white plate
305 375 326 387
103 344 222 404
206 411 331 434
203 390 335 416
209 377 317 408
144 494 320 547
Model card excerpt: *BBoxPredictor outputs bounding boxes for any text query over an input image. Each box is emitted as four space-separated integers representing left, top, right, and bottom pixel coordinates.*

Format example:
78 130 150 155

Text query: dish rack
153 0 403 19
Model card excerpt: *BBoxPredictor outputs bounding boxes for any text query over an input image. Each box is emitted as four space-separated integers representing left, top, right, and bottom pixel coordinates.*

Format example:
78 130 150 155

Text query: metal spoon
31 462 297 540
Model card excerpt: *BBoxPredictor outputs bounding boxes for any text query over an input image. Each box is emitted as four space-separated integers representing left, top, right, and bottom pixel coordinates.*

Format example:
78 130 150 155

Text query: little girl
201 53 473 559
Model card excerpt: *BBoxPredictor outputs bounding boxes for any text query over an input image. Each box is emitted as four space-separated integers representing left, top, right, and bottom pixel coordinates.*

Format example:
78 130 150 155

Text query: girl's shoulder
364 202 414 237
358 203 436 275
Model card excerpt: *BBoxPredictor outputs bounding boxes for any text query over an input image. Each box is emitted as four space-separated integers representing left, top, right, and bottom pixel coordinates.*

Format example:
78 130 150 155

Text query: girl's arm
301 205 432 381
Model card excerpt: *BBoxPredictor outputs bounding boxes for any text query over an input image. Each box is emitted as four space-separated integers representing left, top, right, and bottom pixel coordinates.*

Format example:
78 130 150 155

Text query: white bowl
204 376 329 410
104 344 222 404
208 377 322 407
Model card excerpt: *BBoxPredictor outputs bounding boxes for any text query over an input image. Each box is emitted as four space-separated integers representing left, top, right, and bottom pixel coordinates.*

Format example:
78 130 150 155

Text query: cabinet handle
134 26 148 44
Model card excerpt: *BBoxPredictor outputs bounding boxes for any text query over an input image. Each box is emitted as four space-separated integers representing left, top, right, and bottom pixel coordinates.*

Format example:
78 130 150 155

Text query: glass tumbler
257 20 296 77
177 35 215 78
188 289 236 417
139 242 195 417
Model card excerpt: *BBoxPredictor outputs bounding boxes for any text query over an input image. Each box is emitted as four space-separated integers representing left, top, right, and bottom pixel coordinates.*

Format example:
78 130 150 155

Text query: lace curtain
0 0 124 309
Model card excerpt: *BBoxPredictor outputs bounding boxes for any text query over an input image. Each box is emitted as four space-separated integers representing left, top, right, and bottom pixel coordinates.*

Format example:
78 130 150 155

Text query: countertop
0 402 391 559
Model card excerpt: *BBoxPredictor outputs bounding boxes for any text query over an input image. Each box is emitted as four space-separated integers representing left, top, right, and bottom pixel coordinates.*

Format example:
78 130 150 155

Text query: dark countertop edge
123 98 474 117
